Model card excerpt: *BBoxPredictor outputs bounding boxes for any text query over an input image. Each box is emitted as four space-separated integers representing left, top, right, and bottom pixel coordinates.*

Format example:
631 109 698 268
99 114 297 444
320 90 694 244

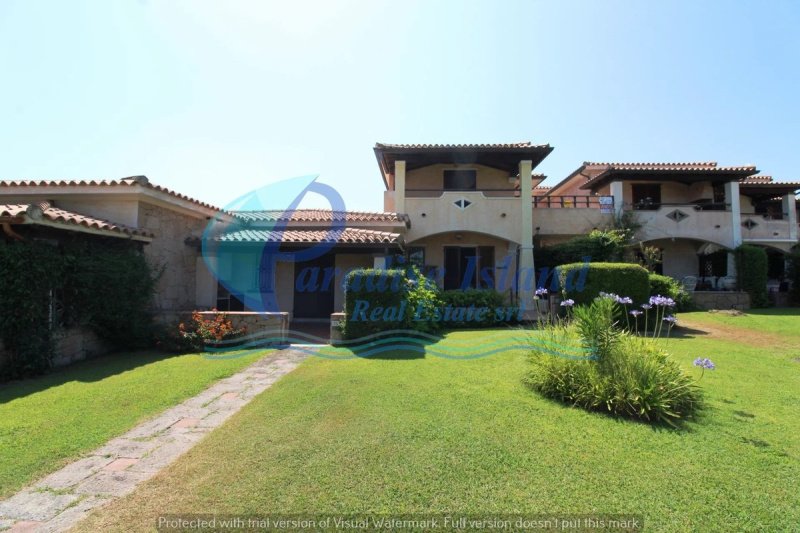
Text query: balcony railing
628 201 729 212
533 195 612 209
405 189 613 209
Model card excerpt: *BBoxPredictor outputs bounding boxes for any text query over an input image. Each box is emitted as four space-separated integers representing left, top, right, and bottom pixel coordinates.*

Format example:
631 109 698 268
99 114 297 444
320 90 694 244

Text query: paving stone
37 496 110 533
129 435 196 473
74 470 154 498
0 491 79 522
103 458 138 472
0 349 308 532
172 417 201 429
8 521 41 533
93 437 160 459
34 456 114 491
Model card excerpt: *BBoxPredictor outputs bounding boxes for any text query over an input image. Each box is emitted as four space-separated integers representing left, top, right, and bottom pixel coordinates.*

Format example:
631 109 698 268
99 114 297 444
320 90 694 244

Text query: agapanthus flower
598 291 618 300
535 287 548 297
641 304 652 310
693 357 715 370
630 310 643 317
649 295 676 307
560 299 575 307
663 315 678 324
615 296 633 305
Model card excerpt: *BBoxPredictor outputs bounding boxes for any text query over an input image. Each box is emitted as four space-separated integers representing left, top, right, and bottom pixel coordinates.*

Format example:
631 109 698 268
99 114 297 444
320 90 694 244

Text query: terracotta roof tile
584 161 719 169
0 176 219 211
0 202 153 239
233 209 407 223
375 142 546 149
217 227 401 245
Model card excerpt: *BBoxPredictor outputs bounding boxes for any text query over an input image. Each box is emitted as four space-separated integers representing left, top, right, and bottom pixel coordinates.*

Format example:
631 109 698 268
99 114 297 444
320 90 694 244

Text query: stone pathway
0 348 307 533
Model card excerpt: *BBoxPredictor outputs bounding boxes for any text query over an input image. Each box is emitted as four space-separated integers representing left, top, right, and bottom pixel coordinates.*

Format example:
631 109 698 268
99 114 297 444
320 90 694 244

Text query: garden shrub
535 230 627 271
439 289 515 328
735 245 769 308
175 310 247 352
648 273 694 311
788 249 800 304
524 298 702 426
342 268 443 340
559 262 650 306
0 239 158 379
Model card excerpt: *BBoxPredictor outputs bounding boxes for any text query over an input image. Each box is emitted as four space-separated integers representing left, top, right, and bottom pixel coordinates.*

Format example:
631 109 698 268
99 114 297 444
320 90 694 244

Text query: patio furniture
681 276 697 291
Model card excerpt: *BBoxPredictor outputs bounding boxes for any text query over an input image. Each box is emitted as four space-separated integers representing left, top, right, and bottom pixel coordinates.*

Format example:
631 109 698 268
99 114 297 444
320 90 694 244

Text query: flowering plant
178 310 247 351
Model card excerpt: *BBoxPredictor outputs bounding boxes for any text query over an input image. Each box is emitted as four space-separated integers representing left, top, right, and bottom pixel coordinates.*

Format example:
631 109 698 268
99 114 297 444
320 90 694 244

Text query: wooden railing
404 189 613 209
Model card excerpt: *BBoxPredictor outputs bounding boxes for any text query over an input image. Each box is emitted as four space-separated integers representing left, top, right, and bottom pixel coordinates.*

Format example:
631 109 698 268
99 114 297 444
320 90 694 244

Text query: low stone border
0 348 307 533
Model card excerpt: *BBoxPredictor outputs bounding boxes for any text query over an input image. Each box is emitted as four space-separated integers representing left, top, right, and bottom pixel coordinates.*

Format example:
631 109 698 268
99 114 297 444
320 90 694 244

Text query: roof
233 209 407 224
738 175 800 197
216 227 402 245
0 202 154 240
578 162 758 190
374 141 554 189
0 175 219 212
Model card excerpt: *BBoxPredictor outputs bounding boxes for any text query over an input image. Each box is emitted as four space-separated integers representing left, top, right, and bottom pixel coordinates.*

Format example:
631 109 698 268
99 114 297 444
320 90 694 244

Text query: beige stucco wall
646 238 702 280
405 163 514 192
635 207 734 248
407 231 518 298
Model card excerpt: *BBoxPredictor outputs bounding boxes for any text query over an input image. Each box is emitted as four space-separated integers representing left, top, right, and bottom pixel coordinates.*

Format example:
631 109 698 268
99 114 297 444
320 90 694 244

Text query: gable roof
232 209 408 224
374 141 553 189
0 176 219 214
0 202 154 240
216 227 402 245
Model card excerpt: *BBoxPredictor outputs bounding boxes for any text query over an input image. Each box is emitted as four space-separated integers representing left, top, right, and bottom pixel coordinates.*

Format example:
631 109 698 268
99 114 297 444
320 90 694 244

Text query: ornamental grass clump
525 297 703 426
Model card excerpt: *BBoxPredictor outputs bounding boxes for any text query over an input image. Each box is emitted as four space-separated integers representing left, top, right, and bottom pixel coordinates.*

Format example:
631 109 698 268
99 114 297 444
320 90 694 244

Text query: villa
1 142 798 350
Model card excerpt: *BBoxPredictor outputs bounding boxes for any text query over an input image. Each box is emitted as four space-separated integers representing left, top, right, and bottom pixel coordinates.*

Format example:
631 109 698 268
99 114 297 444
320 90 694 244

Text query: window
408 246 425 267
631 184 661 210
443 246 495 290
699 251 728 278
216 282 244 311
443 169 477 191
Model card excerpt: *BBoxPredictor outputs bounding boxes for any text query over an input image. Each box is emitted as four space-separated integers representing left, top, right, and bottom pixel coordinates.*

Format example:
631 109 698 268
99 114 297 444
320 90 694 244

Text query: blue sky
1 0 798 211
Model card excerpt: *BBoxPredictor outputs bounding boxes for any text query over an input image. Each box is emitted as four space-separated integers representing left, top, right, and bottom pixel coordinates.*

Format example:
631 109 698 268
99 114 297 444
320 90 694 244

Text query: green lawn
73 310 800 532
0 349 265 497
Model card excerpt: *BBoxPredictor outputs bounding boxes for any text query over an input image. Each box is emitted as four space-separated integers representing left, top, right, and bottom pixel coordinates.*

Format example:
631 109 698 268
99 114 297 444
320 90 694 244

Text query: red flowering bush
177 310 247 352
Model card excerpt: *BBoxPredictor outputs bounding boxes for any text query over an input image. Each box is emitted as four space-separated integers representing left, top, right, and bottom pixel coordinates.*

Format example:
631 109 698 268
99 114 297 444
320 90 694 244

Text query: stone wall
51 326 109 367
184 311 289 346
691 291 751 311
138 203 208 313
0 326 108 376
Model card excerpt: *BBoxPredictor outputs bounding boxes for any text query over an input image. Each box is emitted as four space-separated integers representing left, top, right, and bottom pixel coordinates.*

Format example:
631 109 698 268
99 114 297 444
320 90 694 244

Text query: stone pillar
783 194 798 241
610 180 624 215
725 181 742 280
518 160 536 317
394 160 406 214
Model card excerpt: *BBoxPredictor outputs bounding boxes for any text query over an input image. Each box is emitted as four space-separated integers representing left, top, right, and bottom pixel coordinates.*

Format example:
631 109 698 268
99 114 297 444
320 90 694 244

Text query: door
293 254 335 318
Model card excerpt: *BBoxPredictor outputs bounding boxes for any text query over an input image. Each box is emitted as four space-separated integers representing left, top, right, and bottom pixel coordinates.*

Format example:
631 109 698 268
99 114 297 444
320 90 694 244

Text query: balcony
627 203 735 246
740 214 796 243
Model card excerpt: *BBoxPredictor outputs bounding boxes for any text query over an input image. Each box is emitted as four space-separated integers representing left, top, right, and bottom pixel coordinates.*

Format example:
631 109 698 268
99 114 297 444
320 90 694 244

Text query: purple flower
535 287 548 297
649 295 676 308
663 315 678 324
615 296 633 305
641 304 652 310
560 299 575 307
598 291 618 300
630 310 643 317
693 357 716 370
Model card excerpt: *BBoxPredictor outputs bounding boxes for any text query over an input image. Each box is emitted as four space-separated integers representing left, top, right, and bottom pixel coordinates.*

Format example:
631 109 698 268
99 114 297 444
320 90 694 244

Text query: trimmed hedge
648 273 694 311
439 289 516 328
789 250 800 304
342 268 442 340
559 262 650 306
735 245 769 308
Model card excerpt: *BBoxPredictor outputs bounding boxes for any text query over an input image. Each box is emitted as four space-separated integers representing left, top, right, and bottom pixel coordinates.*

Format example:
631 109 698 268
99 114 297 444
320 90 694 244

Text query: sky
1 0 799 212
